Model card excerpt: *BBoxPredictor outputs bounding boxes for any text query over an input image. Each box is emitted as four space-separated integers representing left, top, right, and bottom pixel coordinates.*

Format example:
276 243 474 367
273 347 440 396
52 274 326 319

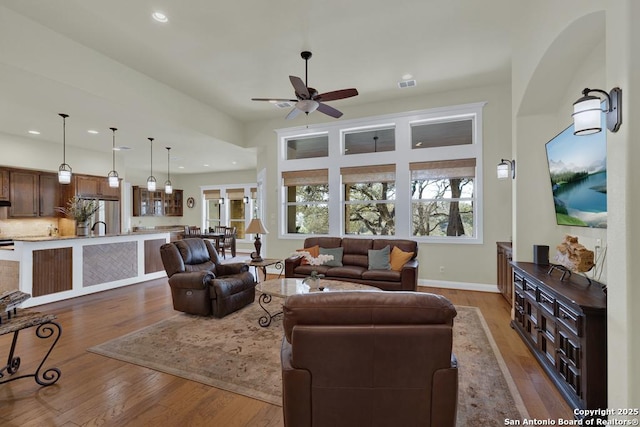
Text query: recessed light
178 166 185 169
203 164 210 167
152 11 168 23
402 73 413 80
28 130 40 135
232 161 237 165
87 130 99 134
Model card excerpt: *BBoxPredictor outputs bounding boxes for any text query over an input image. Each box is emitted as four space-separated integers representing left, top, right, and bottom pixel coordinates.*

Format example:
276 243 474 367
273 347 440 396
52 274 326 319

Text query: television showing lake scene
545 122 607 228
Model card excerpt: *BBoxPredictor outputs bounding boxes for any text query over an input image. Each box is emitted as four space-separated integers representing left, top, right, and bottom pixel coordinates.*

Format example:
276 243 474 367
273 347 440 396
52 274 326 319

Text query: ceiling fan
252 51 358 119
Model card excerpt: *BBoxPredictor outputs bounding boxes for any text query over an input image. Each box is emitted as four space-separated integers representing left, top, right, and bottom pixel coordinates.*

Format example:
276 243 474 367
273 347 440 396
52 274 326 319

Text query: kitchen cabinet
164 190 183 216
133 186 182 216
75 174 120 200
9 170 60 218
39 173 59 217
9 170 39 217
0 169 9 201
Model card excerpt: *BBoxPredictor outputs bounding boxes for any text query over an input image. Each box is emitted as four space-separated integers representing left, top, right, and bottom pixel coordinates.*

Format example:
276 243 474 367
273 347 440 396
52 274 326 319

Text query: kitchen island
0 232 170 307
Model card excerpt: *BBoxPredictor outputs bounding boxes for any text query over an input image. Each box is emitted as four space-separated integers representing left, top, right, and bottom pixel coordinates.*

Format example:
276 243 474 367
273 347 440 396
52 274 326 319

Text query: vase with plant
295 252 334 290
55 196 100 236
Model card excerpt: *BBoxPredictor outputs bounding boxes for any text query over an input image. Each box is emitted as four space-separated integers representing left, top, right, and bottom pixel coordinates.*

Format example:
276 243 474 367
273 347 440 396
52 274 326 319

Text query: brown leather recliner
281 291 458 427
160 238 256 318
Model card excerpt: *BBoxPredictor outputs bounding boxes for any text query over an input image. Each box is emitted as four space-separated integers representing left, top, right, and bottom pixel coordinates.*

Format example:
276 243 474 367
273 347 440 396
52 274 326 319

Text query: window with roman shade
410 158 476 238
282 169 329 234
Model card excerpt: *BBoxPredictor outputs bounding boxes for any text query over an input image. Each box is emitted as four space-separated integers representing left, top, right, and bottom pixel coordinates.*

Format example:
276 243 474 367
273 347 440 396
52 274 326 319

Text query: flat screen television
545 121 607 228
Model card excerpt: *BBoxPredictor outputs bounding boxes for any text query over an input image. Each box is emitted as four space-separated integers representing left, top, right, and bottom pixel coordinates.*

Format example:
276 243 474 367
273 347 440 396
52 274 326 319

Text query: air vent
398 79 417 89
275 102 293 109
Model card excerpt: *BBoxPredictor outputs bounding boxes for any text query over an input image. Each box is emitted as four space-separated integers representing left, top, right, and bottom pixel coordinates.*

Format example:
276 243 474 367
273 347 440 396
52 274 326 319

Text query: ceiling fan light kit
252 51 358 119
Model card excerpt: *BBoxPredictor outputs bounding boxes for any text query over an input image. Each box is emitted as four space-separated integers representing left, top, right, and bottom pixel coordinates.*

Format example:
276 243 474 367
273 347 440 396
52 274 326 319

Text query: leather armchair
160 238 256 318
281 291 458 427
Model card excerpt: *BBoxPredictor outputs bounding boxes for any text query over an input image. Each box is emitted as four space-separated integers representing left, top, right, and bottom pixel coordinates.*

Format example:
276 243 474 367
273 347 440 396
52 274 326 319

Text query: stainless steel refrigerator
86 200 121 235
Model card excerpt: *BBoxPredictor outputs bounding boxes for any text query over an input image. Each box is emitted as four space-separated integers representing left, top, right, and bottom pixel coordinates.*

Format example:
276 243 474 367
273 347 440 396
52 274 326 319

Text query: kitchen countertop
10 230 172 243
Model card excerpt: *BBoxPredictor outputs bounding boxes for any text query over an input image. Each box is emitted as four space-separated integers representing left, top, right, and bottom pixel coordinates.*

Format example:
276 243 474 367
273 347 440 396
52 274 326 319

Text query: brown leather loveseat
160 238 256 318
281 291 458 427
285 237 418 291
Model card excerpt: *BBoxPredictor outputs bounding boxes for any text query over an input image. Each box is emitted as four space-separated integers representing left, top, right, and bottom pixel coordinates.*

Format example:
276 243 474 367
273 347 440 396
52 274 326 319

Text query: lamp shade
572 95 602 135
496 163 510 179
245 218 269 235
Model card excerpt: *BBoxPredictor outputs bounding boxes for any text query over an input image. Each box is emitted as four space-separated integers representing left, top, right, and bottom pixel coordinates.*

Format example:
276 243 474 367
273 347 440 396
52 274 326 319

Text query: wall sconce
218 198 225 205
497 159 515 180
572 87 622 135
243 196 249 204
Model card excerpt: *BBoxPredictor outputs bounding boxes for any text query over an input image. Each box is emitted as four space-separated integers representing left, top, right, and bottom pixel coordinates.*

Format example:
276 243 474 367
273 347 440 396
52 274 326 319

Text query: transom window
277 102 484 243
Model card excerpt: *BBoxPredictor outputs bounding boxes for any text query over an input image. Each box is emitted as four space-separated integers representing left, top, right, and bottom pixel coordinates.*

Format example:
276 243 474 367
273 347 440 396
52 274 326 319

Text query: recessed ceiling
0 0 513 174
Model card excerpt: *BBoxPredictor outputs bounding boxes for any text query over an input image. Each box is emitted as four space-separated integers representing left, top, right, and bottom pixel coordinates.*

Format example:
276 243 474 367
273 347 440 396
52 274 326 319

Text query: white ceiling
0 0 512 174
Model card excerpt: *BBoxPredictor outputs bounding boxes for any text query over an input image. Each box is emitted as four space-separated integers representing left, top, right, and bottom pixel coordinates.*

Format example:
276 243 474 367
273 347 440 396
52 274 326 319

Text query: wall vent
398 79 417 89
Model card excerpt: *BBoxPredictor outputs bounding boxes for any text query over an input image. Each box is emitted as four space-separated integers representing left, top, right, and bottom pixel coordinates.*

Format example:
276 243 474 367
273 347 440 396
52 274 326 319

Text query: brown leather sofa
281 291 458 427
160 238 256 318
285 237 418 291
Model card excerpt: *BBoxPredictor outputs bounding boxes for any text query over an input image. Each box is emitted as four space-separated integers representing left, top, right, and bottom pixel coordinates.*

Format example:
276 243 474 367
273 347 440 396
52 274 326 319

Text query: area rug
88 302 529 424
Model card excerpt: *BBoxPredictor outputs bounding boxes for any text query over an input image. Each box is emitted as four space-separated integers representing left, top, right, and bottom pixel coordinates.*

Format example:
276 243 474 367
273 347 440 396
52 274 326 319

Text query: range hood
0 200 11 207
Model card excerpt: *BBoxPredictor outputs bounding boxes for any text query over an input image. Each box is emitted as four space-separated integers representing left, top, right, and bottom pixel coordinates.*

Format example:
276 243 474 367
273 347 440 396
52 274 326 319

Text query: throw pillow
368 245 391 270
319 247 343 267
390 246 414 271
296 245 319 265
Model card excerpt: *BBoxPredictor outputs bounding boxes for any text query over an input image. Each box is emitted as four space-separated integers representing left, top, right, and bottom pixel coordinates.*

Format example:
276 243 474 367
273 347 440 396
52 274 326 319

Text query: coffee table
255 278 381 327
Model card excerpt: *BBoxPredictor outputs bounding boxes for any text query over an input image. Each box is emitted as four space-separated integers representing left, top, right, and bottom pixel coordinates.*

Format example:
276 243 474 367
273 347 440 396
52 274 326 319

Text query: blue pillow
368 245 391 270
319 247 343 267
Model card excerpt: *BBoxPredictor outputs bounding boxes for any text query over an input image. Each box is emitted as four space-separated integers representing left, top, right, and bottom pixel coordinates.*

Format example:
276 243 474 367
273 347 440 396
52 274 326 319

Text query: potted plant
56 196 100 236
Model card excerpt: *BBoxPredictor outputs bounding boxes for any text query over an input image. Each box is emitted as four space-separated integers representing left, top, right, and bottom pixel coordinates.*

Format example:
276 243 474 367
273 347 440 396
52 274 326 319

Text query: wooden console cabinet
511 262 607 414
496 242 513 303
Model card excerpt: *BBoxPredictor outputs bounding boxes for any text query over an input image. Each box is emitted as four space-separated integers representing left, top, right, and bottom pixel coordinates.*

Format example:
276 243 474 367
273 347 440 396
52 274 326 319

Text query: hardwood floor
0 279 572 426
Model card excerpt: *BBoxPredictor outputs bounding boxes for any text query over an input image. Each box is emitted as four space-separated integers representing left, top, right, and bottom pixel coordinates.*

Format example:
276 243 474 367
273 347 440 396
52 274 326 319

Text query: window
283 169 329 234
286 134 329 160
227 188 247 239
342 165 396 235
277 102 484 243
203 189 222 231
344 127 395 155
410 159 476 238
411 119 472 149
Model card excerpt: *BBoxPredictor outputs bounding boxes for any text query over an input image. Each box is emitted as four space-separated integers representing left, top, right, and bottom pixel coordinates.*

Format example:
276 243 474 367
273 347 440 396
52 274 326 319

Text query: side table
247 258 284 283
0 309 62 386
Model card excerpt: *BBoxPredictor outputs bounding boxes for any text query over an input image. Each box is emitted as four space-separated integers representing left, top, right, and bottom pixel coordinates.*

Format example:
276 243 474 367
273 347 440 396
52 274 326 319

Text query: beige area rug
88 302 529 425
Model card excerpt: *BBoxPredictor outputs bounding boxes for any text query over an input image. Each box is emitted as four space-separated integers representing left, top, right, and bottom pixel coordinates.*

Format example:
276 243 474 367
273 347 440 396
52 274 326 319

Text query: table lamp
245 218 269 262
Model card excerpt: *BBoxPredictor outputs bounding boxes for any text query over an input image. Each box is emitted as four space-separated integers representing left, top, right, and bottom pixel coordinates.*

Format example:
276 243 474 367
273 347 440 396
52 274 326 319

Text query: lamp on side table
245 218 269 262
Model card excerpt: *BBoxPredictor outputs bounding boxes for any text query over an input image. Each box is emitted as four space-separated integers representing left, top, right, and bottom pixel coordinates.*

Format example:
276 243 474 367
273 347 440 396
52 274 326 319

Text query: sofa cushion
372 239 418 260
368 245 391 270
320 247 343 267
297 245 319 265
342 238 373 268
362 269 401 282
390 246 414 271
325 266 367 279
304 237 342 249
294 265 331 276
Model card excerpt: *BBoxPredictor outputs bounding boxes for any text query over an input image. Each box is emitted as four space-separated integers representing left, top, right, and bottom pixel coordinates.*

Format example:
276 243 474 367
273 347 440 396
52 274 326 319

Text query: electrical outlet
439 266 445 273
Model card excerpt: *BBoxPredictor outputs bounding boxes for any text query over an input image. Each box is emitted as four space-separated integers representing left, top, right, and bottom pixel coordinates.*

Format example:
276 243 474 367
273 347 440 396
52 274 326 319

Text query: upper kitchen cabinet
9 169 59 218
0 169 9 201
75 174 120 200
132 186 182 217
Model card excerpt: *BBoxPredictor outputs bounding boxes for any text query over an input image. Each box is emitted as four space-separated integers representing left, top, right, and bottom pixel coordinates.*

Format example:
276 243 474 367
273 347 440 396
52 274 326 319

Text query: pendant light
107 127 119 188
164 146 173 194
147 137 157 191
58 113 72 184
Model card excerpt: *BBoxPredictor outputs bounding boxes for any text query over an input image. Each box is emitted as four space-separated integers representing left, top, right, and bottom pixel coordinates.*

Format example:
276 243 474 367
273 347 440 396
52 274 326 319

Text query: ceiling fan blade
317 102 343 118
289 76 310 99
286 107 302 120
316 88 358 102
251 98 298 102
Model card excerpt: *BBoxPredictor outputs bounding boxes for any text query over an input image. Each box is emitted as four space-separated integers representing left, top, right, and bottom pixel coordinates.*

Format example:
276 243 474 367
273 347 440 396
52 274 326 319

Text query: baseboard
419 279 499 293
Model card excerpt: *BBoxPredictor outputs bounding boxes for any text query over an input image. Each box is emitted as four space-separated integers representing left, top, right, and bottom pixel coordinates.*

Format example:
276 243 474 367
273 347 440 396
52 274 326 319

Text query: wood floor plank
0 279 573 426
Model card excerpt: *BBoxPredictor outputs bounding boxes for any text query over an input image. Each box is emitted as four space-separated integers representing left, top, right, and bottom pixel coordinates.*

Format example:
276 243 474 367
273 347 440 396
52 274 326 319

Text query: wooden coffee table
255 278 380 327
